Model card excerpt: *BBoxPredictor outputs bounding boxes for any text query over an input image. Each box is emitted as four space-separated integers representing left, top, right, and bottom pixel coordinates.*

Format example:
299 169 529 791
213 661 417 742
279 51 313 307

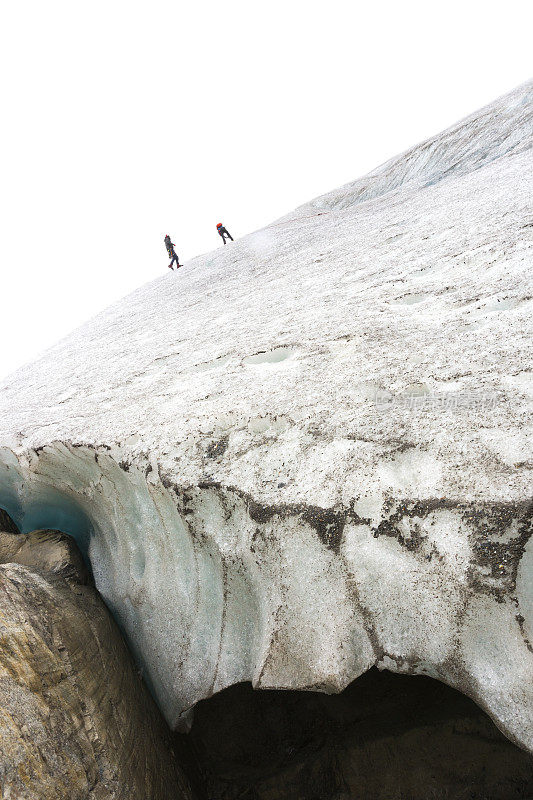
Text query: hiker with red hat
216 222 233 245
164 234 181 270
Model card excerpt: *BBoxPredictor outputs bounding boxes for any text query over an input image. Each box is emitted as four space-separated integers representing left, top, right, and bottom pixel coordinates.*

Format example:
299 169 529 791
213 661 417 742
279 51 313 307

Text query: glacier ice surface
0 82 532 750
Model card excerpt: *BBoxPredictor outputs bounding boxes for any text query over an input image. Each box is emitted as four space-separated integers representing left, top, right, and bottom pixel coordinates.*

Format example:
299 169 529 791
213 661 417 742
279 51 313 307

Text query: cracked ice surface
0 82 532 747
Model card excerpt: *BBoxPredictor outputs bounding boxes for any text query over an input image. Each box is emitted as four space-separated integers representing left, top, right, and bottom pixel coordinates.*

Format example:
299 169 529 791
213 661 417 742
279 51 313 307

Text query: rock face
0 82 531 752
0 521 195 800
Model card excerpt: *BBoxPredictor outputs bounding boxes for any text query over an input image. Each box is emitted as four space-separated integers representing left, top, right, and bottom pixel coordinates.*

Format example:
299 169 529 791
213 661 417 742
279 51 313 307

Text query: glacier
0 81 532 751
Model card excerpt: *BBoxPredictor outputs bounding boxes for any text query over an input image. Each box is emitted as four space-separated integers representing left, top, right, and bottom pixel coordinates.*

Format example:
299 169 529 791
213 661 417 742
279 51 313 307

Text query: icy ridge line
293 79 533 215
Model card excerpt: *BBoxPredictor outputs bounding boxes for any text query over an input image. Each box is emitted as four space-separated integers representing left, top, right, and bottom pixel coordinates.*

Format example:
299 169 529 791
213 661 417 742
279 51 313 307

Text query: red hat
216 222 222 228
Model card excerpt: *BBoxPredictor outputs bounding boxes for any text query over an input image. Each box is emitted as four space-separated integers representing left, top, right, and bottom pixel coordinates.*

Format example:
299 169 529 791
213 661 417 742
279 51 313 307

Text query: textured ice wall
1 444 531 751
0 82 532 749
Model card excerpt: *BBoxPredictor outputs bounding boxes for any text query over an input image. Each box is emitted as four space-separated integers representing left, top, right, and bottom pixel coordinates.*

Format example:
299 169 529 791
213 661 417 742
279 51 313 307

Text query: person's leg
228 233 234 241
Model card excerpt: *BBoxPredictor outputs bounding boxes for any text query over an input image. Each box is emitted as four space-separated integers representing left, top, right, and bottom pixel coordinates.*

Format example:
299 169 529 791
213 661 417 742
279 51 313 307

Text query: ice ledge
0 442 531 753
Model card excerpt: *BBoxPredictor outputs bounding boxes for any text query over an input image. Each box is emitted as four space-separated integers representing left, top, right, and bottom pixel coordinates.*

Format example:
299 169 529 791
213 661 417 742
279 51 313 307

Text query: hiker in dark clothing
216 223 234 245
164 234 181 270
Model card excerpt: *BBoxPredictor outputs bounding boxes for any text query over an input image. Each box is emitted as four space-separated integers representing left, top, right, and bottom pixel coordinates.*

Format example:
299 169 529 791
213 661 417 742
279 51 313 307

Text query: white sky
1 0 531 379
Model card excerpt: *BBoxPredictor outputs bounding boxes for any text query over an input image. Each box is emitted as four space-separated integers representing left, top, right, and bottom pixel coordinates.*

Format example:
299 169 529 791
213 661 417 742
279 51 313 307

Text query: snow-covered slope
0 83 532 749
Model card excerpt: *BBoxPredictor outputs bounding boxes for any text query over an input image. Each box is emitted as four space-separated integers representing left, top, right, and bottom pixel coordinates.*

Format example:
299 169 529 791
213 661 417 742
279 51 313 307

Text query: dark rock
0 508 19 534
0 529 196 800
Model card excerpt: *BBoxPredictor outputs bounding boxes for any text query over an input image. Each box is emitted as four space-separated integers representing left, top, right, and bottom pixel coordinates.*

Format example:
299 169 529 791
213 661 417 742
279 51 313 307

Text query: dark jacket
164 235 176 255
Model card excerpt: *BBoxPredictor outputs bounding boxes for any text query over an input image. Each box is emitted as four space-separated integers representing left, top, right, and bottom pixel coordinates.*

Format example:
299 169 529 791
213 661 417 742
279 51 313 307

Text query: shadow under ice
182 668 533 800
